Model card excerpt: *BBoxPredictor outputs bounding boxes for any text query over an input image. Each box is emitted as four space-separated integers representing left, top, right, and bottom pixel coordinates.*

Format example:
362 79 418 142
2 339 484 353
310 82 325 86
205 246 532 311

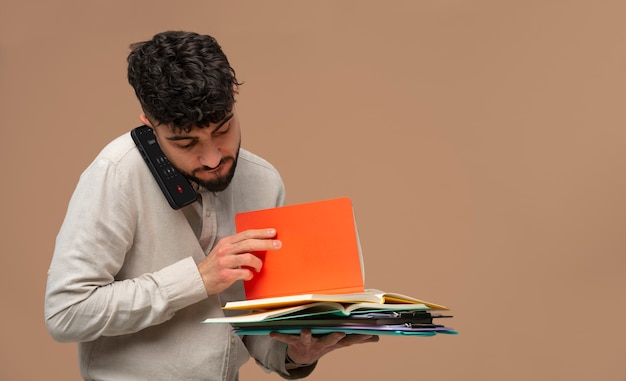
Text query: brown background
1 1 625 380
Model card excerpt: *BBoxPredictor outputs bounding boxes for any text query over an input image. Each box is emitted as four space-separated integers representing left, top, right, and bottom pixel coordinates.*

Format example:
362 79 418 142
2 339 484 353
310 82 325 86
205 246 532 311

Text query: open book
223 289 449 311
205 301 432 324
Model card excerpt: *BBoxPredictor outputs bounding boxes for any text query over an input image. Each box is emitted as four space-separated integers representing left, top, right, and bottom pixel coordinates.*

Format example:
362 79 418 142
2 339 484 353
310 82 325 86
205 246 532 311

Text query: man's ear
139 113 153 128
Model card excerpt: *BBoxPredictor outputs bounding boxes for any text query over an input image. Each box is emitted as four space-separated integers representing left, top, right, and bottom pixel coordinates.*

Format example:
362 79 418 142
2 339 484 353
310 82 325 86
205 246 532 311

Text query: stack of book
203 289 457 336
202 198 457 337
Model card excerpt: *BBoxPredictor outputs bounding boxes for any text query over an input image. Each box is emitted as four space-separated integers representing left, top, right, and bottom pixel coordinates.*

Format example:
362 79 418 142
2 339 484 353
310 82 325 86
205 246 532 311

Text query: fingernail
267 228 276 235
273 240 282 248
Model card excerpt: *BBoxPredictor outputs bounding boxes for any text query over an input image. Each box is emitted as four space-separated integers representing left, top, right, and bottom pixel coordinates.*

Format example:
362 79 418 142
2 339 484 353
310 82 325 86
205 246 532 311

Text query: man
44 31 377 380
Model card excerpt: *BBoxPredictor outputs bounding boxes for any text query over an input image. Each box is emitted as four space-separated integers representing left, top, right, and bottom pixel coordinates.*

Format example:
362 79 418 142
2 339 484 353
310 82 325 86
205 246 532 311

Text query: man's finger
269 332 300 344
317 332 347 346
231 238 282 254
299 329 313 346
337 334 379 346
235 228 277 241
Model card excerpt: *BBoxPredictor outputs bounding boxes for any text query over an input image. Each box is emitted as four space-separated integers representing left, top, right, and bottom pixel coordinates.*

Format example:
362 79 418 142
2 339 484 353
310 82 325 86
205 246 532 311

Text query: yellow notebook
223 289 449 311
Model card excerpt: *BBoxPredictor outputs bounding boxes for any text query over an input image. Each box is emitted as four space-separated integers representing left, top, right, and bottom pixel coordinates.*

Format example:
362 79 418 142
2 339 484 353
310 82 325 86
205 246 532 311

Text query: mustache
191 157 233 174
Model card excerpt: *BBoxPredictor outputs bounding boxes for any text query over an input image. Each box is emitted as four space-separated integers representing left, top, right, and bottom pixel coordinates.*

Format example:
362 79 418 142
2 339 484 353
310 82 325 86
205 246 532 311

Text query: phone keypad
156 157 178 180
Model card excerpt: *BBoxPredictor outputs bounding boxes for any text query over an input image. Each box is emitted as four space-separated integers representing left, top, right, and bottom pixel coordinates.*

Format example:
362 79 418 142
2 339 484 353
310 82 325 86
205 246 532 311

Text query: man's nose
199 144 222 168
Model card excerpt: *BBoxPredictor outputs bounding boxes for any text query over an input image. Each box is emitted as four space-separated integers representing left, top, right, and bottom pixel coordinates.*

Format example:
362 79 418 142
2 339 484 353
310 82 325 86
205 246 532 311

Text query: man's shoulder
232 148 284 194
79 131 146 182
98 132 136 159
91 131 142 169
229 148 285 207
237 149 280 175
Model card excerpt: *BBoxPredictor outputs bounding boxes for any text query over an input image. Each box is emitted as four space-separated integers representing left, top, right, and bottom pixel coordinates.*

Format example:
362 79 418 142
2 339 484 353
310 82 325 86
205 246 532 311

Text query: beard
176 146 240 193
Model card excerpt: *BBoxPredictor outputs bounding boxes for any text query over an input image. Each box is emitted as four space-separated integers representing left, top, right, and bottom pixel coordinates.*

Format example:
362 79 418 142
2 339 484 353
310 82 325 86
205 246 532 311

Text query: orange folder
235 197 365 300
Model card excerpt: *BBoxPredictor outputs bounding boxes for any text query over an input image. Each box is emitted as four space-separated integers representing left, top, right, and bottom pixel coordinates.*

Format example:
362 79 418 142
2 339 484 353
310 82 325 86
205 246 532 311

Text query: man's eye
178 141 195 149
214 123 231 136
214 129 228 137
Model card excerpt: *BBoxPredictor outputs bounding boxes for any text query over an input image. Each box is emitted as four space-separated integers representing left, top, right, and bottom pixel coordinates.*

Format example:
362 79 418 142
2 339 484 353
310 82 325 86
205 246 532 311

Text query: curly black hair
127 31 241 132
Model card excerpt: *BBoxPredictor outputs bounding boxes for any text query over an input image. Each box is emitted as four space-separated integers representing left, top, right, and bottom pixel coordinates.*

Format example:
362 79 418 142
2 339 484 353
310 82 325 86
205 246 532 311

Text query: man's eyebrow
164 113 234 141
215 112 234 129
165 135 196 141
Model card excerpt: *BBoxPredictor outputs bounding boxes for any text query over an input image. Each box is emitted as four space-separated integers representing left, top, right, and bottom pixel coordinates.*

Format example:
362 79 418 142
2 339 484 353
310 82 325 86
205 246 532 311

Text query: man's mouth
194 164 221 175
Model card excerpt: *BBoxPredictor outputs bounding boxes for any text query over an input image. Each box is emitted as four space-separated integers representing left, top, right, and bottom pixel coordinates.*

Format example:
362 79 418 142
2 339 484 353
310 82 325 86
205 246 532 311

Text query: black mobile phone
131 125 198 210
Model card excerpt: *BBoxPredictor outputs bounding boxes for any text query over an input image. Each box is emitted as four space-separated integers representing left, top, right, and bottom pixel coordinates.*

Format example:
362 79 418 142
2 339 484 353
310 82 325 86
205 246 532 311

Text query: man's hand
197 228 281 295
270 329 380 366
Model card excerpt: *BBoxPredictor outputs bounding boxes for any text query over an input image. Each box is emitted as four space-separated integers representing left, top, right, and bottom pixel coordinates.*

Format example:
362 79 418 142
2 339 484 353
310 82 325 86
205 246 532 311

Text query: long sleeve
45 153 208 342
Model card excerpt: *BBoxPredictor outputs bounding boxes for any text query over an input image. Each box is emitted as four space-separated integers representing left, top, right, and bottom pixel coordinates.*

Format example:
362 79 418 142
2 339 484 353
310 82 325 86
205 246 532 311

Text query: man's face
148 111 242 192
